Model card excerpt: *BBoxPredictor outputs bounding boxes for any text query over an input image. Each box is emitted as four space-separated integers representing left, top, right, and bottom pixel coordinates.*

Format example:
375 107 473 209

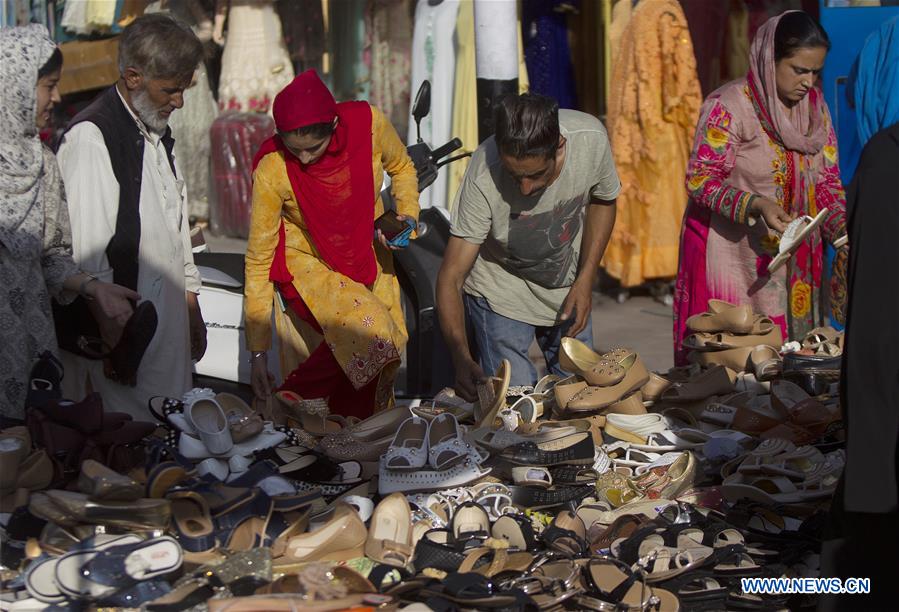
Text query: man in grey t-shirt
437 94 620 400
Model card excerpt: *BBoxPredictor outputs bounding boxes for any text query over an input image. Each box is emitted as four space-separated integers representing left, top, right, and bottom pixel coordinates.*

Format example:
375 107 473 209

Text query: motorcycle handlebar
430 138 462 162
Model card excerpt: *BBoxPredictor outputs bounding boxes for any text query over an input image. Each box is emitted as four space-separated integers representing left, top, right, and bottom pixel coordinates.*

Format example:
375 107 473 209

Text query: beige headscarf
0 25 58 258
747 11 828 155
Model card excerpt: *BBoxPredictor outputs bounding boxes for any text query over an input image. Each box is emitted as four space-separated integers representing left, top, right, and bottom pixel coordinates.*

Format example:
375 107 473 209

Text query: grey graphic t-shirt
450 110 621 326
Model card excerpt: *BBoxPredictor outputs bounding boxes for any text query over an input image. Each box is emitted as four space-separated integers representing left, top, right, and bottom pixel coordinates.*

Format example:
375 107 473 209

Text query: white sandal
384 416 429 471
428 413 475 470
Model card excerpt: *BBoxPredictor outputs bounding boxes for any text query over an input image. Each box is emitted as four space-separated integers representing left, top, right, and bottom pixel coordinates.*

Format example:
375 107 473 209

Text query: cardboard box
58 37 120 95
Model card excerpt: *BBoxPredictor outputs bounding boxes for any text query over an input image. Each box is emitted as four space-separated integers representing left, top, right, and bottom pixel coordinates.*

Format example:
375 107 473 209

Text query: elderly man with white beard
57 14 207 418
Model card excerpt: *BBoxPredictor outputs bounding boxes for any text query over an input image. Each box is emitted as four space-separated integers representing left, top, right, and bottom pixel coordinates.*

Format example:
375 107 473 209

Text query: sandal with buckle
419 572 530 609
366 492 413 568
527 559 584 608
452 501 491 549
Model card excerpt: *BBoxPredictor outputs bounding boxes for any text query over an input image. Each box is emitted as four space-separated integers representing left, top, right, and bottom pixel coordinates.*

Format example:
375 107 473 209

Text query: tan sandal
661 366 735 403
365 493 413 568
281 504 367 563
749 346 782 381
686 300 754 334
474 359 511 429
565 354 650 412
276 391 345 437
559 338 629 387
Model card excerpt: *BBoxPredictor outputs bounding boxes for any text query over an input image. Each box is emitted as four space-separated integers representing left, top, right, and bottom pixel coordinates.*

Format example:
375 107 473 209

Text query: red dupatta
252 71 376 289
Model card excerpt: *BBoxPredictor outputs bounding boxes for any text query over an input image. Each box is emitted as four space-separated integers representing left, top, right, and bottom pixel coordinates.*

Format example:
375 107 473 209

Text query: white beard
132 87 169 134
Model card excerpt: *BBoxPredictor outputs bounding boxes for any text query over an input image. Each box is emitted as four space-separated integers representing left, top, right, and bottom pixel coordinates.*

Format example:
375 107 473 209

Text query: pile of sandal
0 309 847 611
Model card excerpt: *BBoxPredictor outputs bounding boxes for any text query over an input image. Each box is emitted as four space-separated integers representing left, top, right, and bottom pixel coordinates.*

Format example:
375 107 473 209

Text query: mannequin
213 0 294 113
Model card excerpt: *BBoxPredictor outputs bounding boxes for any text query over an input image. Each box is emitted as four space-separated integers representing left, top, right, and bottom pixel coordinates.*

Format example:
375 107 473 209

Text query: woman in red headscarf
245 70 419 419
672 11 848 365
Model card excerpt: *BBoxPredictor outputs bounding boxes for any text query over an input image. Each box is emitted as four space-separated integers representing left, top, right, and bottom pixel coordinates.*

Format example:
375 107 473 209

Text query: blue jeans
464 294 594 387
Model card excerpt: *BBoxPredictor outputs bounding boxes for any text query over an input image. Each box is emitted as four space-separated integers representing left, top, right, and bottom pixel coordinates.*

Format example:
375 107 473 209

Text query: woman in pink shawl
673 11 847 365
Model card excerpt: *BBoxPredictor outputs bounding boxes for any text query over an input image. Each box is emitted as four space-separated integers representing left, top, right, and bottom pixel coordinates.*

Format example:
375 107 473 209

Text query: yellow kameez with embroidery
244 105 419 410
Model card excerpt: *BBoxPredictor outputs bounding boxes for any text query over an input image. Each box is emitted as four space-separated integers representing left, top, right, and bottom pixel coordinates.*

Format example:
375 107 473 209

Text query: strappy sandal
587 514 649 554
470 419 588 452
737 439 827 481
767 209 828 273
459 543 533 578
581 556 679 611
542 510 588 556
167 491 216 553
526 558 584 608
55 535 182 601
413 387 476 422
655 571 727 610
419 572 532 609
722 469 838 505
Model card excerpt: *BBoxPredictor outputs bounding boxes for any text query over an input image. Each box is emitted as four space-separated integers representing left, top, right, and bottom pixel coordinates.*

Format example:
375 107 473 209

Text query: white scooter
192 81 468 398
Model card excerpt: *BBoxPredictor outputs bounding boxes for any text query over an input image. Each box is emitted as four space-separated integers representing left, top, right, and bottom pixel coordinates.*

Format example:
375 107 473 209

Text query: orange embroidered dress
602 0 702 287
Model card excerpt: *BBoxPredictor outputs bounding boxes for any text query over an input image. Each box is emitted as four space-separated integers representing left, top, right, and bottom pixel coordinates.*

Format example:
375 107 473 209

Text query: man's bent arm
436 236 481 363
576 198 617 287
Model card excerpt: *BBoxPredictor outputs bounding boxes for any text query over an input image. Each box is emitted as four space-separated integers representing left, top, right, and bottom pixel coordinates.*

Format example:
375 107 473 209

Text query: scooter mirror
412 81 431 142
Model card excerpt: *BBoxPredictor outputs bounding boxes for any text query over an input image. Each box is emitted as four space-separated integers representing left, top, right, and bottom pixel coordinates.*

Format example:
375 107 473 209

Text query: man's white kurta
57 88 201 420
